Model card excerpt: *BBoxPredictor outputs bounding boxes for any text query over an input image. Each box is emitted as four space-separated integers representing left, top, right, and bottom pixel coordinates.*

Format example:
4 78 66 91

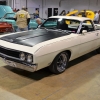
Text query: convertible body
0 16 100 74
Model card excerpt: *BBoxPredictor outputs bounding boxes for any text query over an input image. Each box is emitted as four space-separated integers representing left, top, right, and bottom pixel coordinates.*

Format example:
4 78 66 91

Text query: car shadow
4 51 97 80
4 65 53 80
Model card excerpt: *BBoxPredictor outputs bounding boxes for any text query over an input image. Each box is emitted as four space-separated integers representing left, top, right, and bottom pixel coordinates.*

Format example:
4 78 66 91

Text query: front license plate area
5 60 16 67
1 58 17 67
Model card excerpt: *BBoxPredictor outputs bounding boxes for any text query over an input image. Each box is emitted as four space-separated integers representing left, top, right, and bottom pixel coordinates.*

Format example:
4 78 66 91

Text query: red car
0 22 13 33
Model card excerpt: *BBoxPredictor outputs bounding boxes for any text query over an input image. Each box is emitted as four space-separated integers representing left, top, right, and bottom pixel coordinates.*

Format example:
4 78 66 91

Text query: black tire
49 52 69 74
96 47 100 53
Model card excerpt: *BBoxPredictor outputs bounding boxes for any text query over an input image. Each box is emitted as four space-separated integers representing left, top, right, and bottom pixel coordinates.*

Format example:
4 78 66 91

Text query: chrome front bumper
0 57 37 72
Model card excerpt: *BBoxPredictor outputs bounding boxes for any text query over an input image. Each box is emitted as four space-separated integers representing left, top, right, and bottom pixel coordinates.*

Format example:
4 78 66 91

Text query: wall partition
6 0 100 19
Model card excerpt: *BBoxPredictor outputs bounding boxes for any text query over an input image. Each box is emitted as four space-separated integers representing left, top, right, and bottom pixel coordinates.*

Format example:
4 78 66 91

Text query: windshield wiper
58 30 72 34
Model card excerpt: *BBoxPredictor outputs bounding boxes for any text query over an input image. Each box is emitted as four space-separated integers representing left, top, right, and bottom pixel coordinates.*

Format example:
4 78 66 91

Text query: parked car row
0 12 45 32
0 5 45 33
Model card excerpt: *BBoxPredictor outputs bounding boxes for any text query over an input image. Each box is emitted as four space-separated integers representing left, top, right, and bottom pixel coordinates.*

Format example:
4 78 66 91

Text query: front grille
0 46 20 58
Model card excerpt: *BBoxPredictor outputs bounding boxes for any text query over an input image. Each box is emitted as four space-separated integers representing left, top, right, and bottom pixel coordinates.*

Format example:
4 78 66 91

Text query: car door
79 20 98 56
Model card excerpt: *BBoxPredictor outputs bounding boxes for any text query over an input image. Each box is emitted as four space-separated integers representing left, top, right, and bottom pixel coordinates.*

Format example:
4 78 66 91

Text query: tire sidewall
52 52 69 74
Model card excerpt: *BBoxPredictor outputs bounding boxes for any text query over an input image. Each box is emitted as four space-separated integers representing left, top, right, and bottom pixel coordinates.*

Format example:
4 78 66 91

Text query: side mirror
82 30 87 33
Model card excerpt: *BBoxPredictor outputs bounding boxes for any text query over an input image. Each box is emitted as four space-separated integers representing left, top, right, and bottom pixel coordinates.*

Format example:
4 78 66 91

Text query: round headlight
19 52 25 61
27 54 33 63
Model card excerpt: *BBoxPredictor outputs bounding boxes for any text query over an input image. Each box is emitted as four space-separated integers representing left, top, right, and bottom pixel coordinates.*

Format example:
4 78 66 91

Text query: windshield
41 18 81 33
4 13 15 19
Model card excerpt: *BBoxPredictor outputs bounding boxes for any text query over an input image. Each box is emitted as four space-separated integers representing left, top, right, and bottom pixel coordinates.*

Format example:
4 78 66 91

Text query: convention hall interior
0 0 100 100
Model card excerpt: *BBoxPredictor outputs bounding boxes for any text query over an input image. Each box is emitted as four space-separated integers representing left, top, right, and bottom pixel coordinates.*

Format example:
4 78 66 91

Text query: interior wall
14 0 26 9
9 0 42 16
27 0 42 17
7 0 100 19
42 0 100 19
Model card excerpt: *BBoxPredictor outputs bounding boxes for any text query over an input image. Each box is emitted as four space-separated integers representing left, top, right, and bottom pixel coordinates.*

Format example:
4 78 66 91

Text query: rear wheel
49 52 69 74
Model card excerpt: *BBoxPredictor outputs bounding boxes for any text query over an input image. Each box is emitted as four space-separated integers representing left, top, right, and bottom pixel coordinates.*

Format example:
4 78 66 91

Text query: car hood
0 29 69 47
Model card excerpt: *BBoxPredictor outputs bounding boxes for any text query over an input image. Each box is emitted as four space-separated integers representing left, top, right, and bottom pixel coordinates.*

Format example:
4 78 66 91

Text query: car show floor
0 51 100 100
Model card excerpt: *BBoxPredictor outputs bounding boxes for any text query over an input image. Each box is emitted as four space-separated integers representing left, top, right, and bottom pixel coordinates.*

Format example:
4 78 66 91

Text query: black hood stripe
0 29 69 47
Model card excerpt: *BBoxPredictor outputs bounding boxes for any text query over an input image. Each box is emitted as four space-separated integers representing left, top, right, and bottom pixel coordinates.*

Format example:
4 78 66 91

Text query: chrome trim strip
0 57 37 72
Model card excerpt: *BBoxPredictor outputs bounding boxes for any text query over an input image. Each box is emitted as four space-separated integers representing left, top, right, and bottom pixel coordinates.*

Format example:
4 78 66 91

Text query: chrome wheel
49 52 69 74
57 53 67 72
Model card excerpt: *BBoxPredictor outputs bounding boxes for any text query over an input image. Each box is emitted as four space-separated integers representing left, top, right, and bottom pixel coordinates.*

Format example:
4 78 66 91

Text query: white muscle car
0 16 100 74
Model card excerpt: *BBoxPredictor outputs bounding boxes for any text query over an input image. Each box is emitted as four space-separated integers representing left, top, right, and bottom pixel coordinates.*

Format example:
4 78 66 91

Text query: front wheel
49 52 69 74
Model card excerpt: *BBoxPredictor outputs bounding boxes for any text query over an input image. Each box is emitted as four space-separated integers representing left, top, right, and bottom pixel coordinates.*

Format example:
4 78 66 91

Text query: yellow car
66 10 95 20
66 10 78 16
78 10 95 20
